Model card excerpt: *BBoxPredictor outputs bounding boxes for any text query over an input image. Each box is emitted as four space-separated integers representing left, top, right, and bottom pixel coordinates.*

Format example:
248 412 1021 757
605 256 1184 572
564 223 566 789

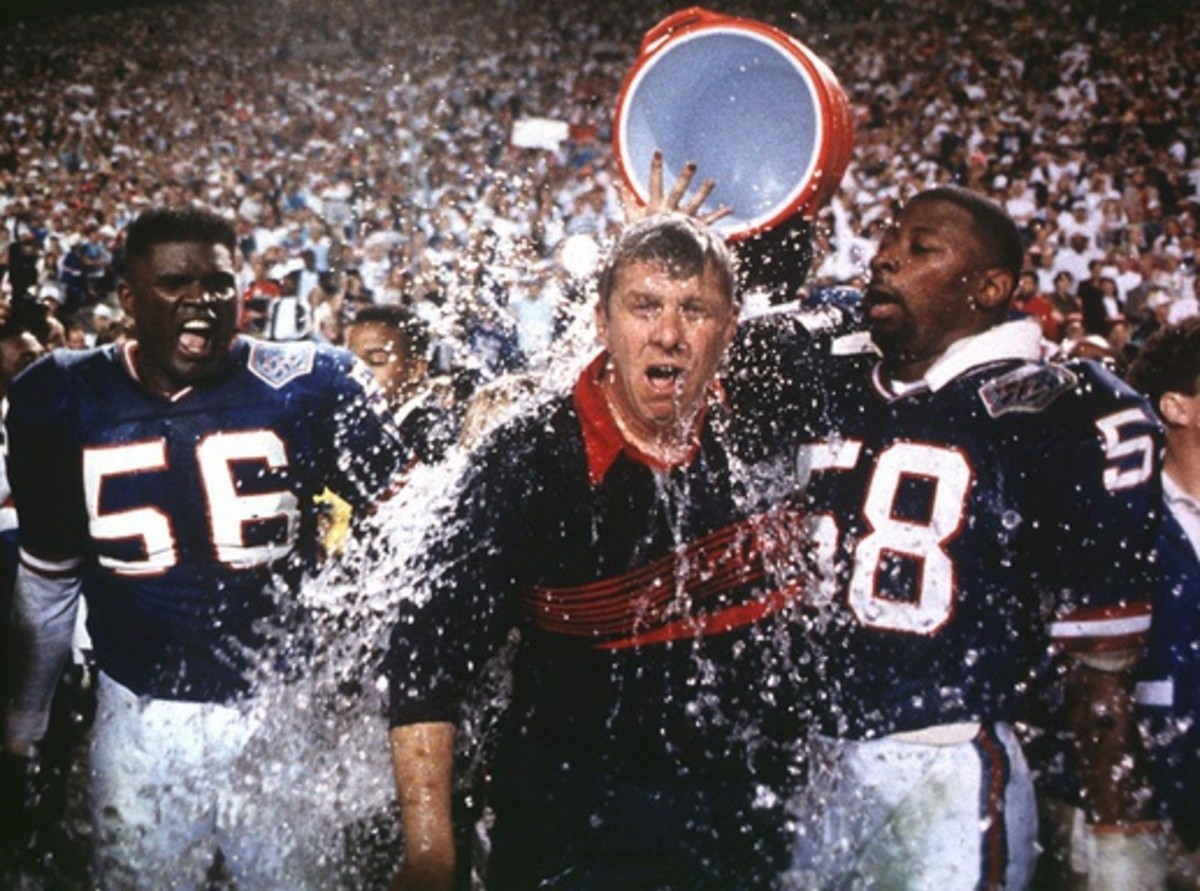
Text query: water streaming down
294 272 828 886
229 277 606 886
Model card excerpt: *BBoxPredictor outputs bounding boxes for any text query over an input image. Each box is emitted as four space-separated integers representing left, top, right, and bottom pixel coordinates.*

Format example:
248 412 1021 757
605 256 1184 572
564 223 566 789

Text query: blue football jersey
6 336 406 702
728 318 1162 738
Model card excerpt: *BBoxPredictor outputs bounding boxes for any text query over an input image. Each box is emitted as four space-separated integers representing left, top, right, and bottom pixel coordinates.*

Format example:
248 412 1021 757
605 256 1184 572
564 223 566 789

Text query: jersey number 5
83 431 299 576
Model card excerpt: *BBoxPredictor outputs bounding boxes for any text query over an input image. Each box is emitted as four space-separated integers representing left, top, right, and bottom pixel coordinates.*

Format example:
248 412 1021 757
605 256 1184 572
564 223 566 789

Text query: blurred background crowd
0 0 1197 383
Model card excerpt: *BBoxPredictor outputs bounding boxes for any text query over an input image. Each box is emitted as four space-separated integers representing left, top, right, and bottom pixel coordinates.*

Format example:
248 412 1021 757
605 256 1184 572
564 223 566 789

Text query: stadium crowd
0 0 1195 376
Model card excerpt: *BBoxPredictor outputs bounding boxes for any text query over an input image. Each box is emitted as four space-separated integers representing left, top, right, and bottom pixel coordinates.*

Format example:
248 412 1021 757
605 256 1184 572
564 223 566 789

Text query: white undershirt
1163 471 1200 562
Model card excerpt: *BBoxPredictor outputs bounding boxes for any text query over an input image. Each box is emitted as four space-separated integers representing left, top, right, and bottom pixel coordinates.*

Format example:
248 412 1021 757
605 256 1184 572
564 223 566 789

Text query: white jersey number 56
83 430 298 576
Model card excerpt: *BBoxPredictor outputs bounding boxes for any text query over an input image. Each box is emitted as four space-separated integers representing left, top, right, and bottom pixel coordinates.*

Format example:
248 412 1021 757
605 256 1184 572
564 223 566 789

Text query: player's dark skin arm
1065 653 1154 825
388 722 456 891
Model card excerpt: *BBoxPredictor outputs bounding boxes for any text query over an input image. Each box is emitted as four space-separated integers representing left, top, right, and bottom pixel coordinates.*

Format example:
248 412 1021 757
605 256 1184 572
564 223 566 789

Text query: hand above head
619 150 731 226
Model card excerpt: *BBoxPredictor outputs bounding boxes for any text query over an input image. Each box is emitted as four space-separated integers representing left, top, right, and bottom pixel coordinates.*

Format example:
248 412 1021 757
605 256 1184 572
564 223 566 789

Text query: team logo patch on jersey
248 341 316 389
980 363 1077 417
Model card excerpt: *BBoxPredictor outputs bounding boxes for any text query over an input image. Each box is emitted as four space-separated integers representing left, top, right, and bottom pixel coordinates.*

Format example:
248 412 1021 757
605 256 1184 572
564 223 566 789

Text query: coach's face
119 240 239 395
596 257 736 446
864 198 995 381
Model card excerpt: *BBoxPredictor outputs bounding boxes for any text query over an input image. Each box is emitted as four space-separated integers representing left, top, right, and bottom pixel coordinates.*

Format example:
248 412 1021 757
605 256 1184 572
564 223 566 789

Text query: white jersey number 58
799 440 970 635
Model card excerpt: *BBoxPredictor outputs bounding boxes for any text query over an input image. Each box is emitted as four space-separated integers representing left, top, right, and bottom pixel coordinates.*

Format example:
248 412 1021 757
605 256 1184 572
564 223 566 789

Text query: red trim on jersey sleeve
573 352 719 485
1049 600 1152 654
974 726 1009 891
363 455 421 513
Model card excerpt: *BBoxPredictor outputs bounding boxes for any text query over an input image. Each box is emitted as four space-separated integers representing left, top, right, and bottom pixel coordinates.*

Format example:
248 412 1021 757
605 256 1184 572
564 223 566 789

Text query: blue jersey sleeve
309 346 410 511
1032 360 1162 654
725 308 856 466
6 353 89 563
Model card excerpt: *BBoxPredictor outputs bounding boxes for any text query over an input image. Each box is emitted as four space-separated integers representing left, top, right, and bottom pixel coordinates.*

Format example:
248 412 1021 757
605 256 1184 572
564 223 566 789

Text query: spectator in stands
1012 269 1060 340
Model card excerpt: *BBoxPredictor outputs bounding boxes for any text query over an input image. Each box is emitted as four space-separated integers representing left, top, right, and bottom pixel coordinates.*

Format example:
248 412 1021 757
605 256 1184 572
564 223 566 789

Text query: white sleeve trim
19 547 85 575
1049 613 1152 639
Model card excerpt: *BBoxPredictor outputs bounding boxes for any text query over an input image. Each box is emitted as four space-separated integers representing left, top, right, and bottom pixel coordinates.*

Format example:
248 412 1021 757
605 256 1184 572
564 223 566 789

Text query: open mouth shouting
643 362 691 410
177 315 222 361
645 362 685 397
